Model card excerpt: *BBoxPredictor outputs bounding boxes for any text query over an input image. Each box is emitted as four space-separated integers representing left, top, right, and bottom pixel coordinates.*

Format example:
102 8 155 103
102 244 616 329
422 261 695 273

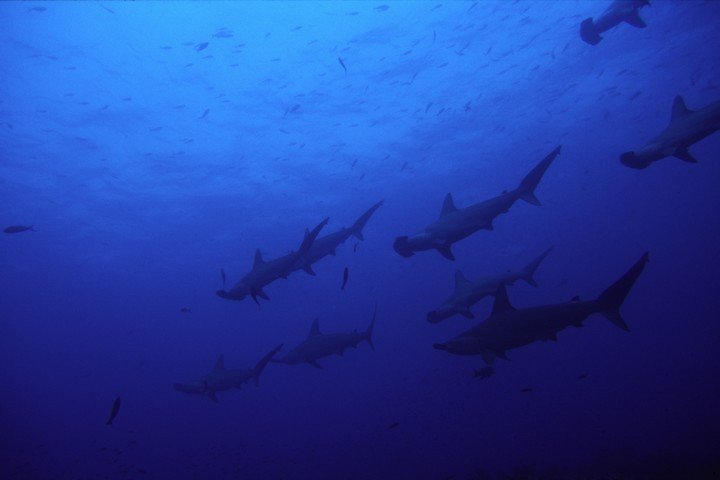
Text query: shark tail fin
350 200 384 241
517 146 561 206
580 18 602 45
596 252 649 331
365 304 377 351
299 217 329 256
521 246 554 287
252 344 283 386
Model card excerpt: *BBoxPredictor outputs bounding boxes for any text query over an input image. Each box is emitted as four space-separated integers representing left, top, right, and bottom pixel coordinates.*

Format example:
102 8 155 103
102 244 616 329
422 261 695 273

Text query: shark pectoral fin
481 220 493 231
435 244 455 261
624 10 646 28
253 288 270 301
207 391 219 403
495 350 509 361
519 191 541 206
480 350 495 365
301 262 317 276
353 231 364 241
308 360 323 369
674 147 698 164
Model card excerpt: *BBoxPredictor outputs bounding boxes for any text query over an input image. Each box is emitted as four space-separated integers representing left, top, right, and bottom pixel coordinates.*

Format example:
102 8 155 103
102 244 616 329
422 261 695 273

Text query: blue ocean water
1 1 720 479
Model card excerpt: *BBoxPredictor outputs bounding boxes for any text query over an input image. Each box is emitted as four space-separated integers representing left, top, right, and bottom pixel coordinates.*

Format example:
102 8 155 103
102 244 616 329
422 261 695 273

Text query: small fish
195 42 209 52
284 104 300 117
520 387 533 393
577 373 589 380
220 268 226 288
4 225 34 234
338 57 347 73
149 126 162 132
197 108 210 120
27 6 47 12
341 267 349 290
180 307 191 313
374 5 389 12
353 243 359 252
388 422 400 430
106 397 121 426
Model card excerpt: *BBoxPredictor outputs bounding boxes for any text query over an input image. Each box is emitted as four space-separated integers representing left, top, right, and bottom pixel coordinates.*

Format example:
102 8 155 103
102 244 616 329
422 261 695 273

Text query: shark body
173 344 283 403
393 146 560 260
293 200 383 275
580 0 650 45
621 95 720 169
272 308 376 369
427 246 554 323
217 218 328 303
434 252 649 364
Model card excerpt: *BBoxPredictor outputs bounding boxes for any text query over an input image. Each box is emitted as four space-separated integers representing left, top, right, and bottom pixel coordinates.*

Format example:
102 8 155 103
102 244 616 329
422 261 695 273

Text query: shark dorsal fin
670 95 693 123
454 270 470 289
491 285 515 315
253 249 264 267
308 318 322 337
440 193 458 217
214 355 225 371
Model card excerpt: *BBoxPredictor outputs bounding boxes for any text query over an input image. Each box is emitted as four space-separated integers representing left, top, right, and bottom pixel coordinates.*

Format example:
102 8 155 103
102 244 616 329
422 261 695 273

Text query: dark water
1 1 719 479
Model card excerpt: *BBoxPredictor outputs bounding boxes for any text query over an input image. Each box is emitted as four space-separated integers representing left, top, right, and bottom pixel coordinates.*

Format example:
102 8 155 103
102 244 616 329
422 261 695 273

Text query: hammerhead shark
393 146 561 260
580 0 650 46
173 344 283 403
216 218 328 303
427 246 554 324
621 95 720 169
293 200 383 275
272 307 376 369
433 252 649 364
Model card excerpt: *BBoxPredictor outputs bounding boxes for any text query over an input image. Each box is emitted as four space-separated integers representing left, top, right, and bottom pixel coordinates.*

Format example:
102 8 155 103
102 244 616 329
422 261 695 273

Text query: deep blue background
1 1 719 478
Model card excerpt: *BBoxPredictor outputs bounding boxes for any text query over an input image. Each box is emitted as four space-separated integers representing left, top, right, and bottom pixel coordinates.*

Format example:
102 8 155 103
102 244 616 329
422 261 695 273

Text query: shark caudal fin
350 200 384 241
517 146 561 206
521 246 554 287
299 217 329 256
596 252 649 331
252 344 283 386
365 304 377 351
580 18 602 45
